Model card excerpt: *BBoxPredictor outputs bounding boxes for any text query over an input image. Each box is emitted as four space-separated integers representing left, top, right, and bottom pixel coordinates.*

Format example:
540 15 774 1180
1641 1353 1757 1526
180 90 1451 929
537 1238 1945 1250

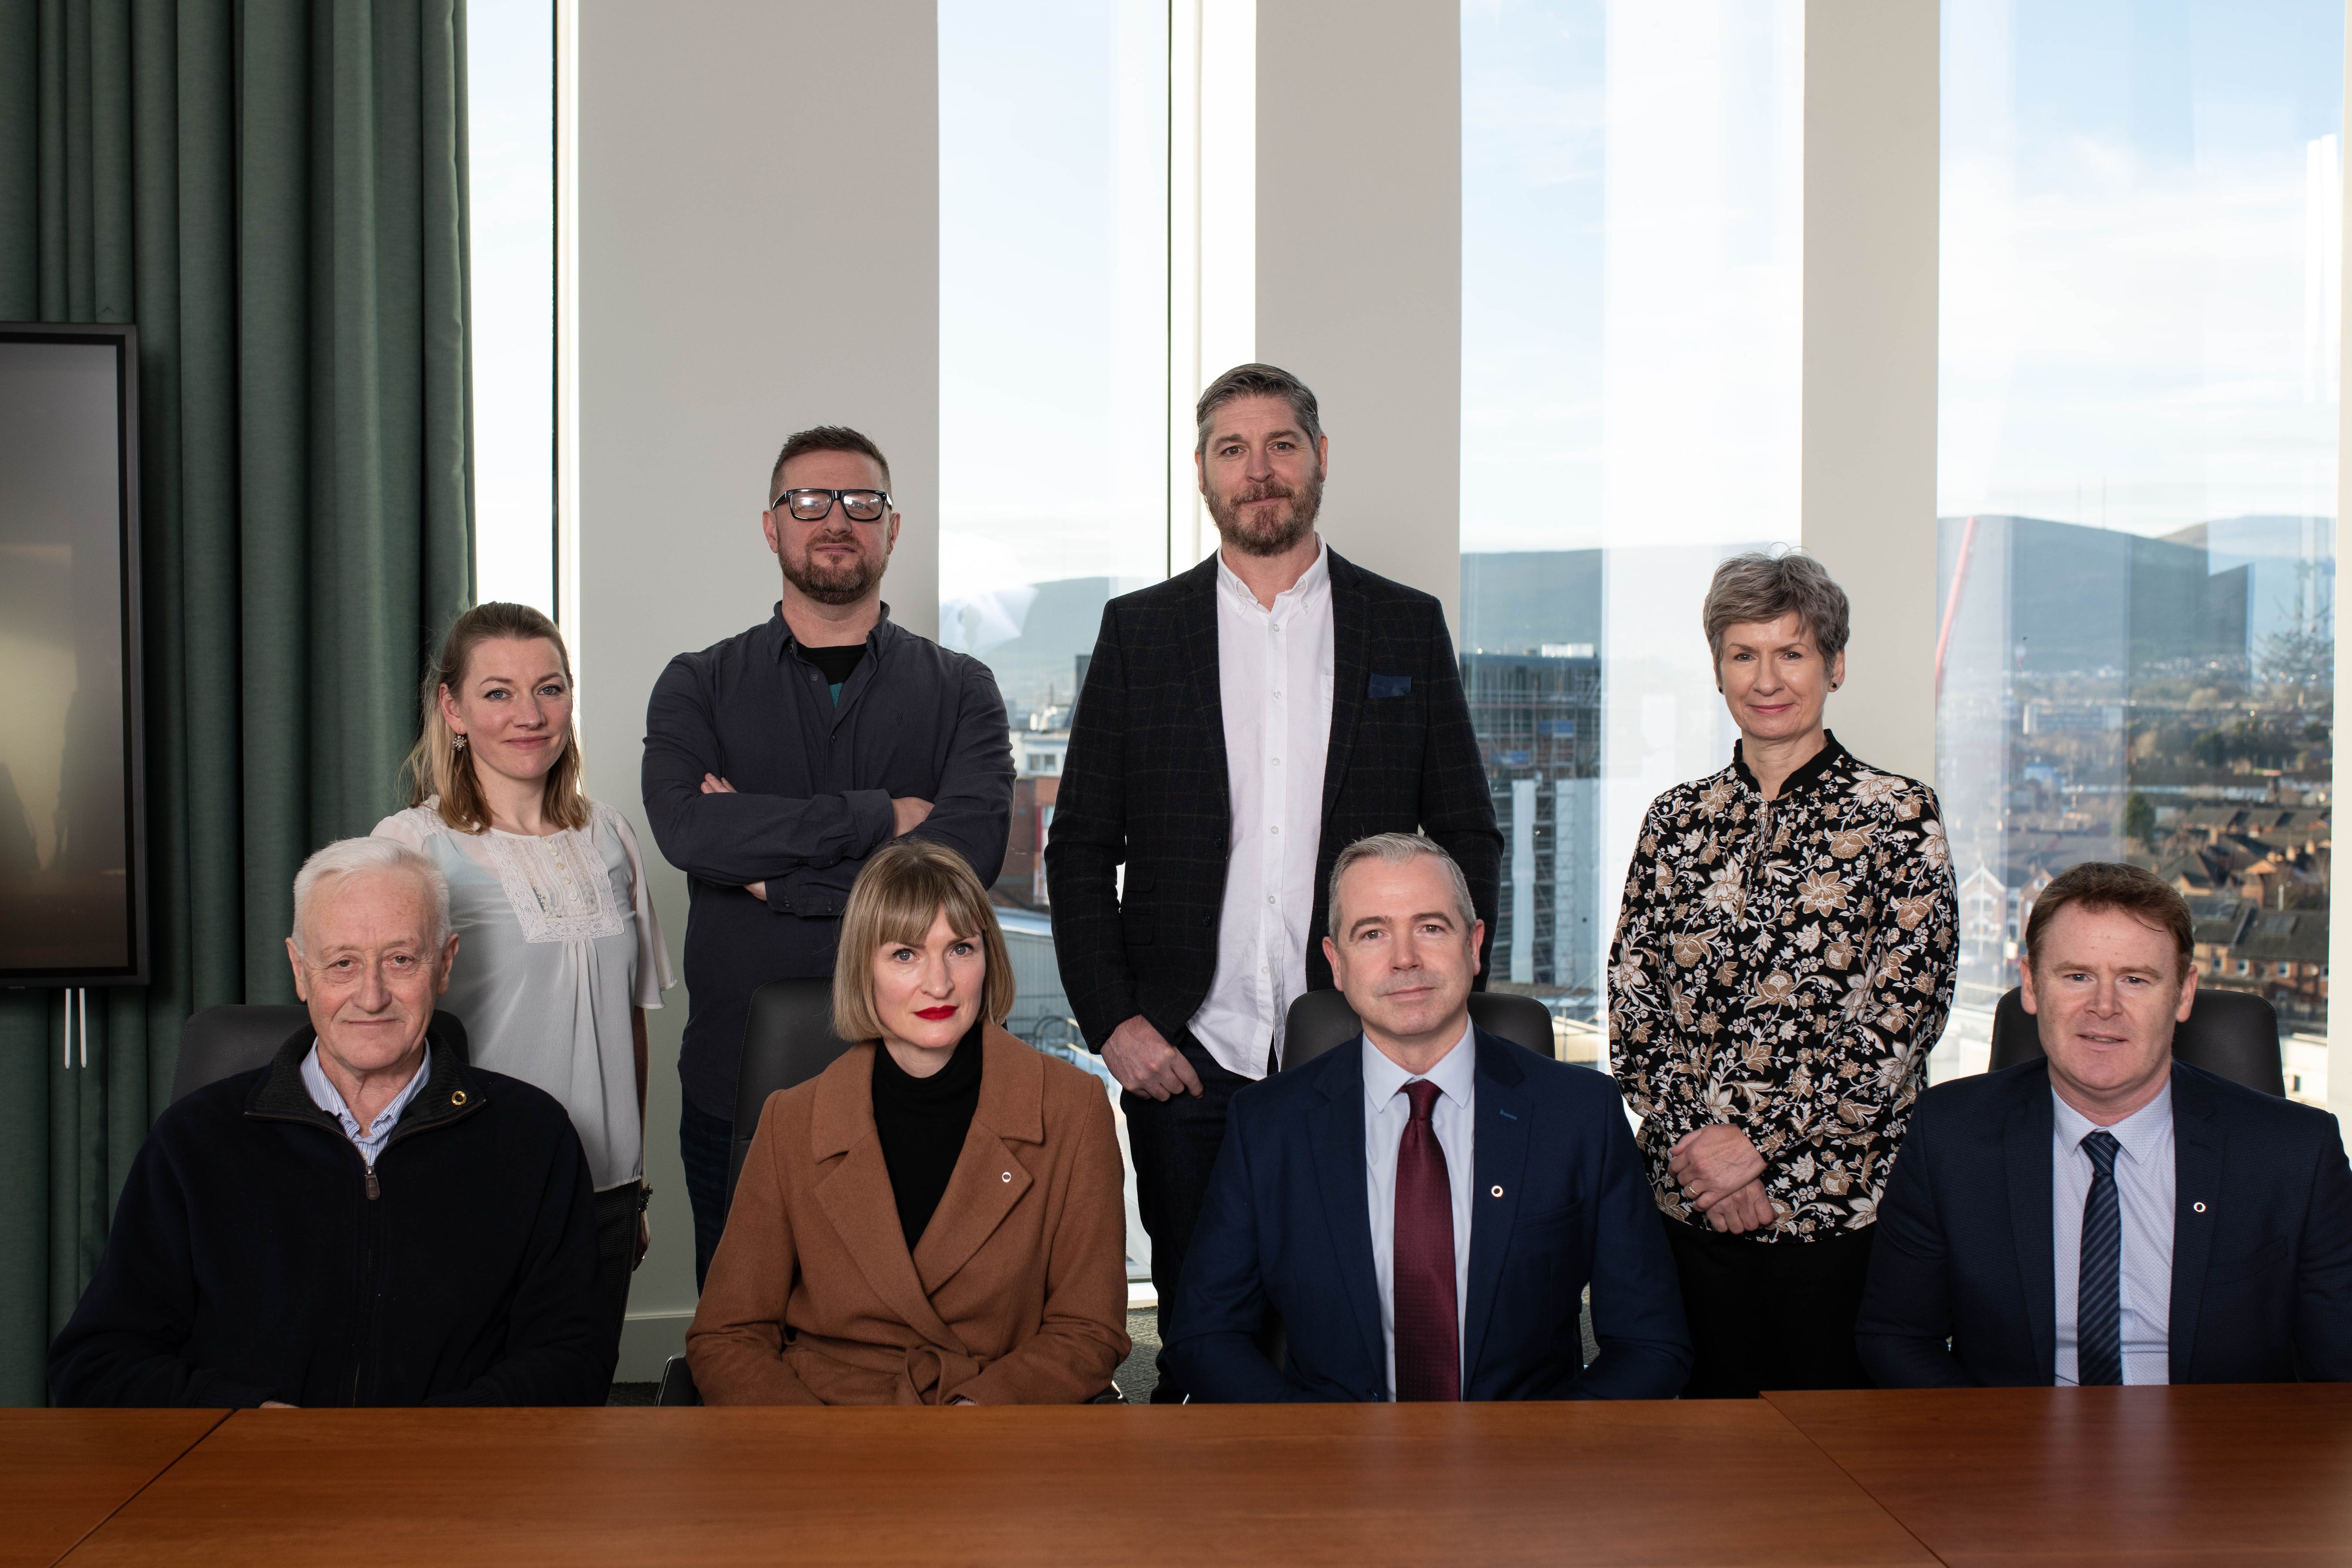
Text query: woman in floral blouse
1609 553 1957 1398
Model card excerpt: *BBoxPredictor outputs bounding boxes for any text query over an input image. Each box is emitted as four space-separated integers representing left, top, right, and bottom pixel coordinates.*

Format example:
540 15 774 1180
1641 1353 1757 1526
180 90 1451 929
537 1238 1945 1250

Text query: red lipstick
915 1005 959 1021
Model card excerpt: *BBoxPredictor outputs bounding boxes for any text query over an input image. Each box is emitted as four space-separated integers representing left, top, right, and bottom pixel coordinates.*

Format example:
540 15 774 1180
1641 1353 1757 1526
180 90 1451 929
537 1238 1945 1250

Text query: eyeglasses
770 487 892 523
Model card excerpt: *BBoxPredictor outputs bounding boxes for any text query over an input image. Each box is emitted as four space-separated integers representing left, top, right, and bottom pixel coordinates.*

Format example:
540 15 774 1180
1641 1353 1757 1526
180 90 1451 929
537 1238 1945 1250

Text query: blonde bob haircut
832 839 1016 1042
404 602 591 835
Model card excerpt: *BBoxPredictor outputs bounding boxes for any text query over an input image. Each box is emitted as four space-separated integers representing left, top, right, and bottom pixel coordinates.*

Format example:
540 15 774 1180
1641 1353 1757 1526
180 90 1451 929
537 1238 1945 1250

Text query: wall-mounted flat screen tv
0 324 148 986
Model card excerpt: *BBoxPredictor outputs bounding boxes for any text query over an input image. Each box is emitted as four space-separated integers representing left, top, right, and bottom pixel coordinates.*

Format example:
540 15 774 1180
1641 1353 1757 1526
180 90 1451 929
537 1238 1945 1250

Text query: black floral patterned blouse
1608 733 1958 1241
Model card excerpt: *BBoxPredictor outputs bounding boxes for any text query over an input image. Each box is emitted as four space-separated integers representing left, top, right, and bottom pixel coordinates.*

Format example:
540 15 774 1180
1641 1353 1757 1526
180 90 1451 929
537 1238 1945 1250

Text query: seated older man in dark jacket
50 837 613 1408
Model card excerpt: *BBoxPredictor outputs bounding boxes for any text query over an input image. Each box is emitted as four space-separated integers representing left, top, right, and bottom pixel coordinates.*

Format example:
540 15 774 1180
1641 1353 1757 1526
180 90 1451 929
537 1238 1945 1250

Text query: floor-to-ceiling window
938 0 1171 1277
1935 0 2341 1101
466 0 558 615
1459 0 1804 1064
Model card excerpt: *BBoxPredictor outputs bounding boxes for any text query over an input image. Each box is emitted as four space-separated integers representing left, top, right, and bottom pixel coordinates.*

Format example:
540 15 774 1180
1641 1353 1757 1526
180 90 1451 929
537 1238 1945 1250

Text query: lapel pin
1490 1185 1504 1197
1001 1171 1013 1183
2193 1201 2207 1213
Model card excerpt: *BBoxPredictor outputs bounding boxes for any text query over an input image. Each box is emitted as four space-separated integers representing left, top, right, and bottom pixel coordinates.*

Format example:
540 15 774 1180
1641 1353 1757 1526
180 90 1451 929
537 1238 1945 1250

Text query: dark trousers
589 1179 646 1383
1122 1035 1254 1403
680 1098 735 1291
1662 1216 1877 1398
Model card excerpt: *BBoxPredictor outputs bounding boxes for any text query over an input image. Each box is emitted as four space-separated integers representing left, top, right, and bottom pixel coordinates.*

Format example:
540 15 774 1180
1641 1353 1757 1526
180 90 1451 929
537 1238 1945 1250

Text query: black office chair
169 1004 471 1104
724 978 855 1214
662 982 848 1410
1988 985 2284 1097
1279 988 1560 1072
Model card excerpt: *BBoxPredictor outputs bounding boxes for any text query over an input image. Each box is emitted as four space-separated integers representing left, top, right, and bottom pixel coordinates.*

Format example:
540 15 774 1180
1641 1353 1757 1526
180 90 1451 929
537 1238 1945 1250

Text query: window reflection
1460 0 1803 1064
1936 0 2341 1100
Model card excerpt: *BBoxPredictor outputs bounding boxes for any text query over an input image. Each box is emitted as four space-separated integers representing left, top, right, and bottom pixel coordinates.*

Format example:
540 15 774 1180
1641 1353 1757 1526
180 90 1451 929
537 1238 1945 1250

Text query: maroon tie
1392 1079 1460 1402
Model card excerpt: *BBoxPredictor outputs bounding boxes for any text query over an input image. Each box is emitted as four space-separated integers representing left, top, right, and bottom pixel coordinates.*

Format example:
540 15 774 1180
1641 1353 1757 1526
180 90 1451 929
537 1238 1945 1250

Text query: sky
1939 0 2344 538
936 0 1168 614
466 0 558 614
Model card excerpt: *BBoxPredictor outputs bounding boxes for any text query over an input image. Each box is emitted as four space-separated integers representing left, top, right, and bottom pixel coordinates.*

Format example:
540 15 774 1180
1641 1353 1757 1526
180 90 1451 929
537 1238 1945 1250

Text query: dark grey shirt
641 605 1013 1119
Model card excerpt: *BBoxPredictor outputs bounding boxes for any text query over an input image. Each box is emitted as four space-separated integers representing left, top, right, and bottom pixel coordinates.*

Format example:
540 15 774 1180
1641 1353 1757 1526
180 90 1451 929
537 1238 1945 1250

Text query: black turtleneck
870 1021 985 1250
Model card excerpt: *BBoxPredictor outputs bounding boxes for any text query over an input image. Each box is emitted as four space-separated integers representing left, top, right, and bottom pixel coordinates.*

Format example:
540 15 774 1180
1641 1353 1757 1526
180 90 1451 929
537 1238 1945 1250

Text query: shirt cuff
847 788 896 850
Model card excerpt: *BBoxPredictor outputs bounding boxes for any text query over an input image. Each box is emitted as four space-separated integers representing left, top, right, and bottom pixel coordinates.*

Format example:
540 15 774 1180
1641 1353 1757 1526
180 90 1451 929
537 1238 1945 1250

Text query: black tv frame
0 322 149 987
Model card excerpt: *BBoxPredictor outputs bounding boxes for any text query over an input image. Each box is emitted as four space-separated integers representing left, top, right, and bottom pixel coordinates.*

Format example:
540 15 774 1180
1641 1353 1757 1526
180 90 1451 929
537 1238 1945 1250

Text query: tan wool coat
686 1026 1131 1405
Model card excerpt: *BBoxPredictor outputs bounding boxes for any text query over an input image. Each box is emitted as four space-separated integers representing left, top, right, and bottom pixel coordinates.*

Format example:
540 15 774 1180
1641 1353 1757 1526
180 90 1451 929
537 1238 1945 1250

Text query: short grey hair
1327 832 1477 939
290 837 451 953
1194 362 1325 458
1701 551 1851 668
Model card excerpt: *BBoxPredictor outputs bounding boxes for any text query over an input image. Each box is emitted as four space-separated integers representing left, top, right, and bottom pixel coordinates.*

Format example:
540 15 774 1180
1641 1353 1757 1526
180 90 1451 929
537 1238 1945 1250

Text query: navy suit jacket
1167 1028 1690 1402
1858 1058 2352 1388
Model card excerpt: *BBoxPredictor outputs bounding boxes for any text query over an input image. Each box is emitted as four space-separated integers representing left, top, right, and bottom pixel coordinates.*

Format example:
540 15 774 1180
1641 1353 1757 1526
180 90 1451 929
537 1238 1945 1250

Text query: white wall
1255 0 1463 630
575 0 939 1375
1799 0 1940 785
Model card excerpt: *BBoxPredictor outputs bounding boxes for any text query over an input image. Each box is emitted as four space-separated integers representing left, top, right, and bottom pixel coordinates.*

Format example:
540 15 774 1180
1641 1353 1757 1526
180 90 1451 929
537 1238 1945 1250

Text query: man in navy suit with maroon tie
1168 834 1690 1402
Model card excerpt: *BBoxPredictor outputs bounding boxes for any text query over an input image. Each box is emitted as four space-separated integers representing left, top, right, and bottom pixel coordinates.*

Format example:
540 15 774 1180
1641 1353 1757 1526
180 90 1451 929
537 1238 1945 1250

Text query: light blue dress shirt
301 1042 433 1169
1363 1021 1476 1399
2051 1082 2174 1386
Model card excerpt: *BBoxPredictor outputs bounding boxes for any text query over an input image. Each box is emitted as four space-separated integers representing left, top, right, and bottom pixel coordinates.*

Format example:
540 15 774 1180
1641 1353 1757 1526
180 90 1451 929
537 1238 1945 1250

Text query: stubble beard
1206 466 1325 558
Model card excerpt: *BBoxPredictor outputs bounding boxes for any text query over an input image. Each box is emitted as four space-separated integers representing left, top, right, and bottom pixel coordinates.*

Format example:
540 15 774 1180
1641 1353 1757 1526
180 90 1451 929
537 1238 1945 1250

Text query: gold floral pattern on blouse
1609 737 1958 1241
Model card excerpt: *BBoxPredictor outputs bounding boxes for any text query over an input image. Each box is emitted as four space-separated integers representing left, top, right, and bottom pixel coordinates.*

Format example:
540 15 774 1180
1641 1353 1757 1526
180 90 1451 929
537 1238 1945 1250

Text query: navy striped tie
2076 1129 2123 1387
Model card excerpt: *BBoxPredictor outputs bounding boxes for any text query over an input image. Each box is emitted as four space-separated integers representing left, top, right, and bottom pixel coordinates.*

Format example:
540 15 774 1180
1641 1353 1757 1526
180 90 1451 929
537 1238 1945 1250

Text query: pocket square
1368 673 1413 700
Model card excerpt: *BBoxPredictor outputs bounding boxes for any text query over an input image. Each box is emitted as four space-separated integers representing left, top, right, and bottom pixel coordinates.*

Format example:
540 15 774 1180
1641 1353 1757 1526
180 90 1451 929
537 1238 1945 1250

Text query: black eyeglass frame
769 487 895 522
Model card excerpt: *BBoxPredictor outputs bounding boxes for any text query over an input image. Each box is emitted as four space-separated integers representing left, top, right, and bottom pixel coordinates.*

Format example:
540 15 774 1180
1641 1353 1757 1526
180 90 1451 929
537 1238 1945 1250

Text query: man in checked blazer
1045 363 1502 1402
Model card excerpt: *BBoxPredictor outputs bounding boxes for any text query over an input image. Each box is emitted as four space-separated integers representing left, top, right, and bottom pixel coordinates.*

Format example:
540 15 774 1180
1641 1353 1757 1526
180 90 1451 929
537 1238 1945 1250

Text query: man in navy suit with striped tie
1167 834 1690 1402
1859 861 2352 1388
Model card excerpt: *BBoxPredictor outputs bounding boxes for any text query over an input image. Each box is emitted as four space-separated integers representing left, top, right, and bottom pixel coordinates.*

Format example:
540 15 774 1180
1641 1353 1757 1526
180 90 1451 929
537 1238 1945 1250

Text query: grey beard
1207 469 1324 558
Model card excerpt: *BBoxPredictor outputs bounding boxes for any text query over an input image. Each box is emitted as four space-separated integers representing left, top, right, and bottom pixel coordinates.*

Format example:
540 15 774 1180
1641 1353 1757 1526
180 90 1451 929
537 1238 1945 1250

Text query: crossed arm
641 654 1012 911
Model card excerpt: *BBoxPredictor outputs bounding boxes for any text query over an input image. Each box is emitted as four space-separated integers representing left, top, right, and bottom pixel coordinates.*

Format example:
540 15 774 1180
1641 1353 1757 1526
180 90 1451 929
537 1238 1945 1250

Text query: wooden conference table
14 1386 2352 1566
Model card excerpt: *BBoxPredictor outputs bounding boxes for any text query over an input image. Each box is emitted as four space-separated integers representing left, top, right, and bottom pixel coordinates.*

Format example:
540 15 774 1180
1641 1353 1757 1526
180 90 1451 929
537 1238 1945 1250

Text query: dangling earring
453 733 469 750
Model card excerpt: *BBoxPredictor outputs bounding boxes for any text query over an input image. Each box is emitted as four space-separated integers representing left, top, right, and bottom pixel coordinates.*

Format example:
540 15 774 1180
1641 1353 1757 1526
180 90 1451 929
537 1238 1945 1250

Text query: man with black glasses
643 425 1013 1286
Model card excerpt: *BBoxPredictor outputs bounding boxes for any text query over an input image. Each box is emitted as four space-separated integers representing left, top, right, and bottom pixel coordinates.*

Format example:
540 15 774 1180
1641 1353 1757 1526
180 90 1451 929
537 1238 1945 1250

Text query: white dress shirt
2051 1082 2175 1386
302 1043 434 1169
1363 1021 1477 1398
1187 541 1334 1080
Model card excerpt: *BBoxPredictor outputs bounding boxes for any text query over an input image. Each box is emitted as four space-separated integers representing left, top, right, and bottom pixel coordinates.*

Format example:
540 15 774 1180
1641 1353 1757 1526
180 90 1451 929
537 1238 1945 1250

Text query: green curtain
0 0 473 1406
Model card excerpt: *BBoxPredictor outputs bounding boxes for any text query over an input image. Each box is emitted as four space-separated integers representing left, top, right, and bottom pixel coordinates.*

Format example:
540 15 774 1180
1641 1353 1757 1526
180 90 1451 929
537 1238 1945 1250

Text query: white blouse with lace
372 799 673 1190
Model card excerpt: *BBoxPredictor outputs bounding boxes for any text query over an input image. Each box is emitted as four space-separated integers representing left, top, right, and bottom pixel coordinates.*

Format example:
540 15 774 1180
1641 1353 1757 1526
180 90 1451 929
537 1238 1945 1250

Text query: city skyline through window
1460 0 1804 1064
937 0 1171 1281
1935 0 2342 1098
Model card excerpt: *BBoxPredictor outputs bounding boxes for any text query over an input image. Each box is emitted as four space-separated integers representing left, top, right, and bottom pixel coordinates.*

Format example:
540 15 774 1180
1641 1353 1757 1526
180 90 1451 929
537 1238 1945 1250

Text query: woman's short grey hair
1327 832 1477 939
1701 551 1852 668
1195 362 1324 458
290 838 451 953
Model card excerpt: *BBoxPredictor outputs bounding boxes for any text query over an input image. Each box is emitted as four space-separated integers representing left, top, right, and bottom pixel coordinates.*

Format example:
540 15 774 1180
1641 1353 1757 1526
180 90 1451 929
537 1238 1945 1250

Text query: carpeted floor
1114 1308 1162 1404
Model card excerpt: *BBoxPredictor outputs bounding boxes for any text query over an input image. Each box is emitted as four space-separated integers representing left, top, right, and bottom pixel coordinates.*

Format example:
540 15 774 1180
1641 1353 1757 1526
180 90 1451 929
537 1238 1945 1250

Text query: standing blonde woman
1609 552 1957 1399
374 602 672 1360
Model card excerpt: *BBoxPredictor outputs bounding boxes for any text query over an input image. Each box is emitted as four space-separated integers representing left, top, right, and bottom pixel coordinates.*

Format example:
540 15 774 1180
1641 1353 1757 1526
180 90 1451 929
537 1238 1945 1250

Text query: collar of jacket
1169 540 1367 600
246 1011 487 1138
810 1023 1048 1159
1729 728 1852 800
765 601 899 664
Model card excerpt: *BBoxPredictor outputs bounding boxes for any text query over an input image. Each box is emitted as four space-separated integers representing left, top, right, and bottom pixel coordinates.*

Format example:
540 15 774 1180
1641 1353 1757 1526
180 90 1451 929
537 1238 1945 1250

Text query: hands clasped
1101 1016 1204 1102
1669 1124 1776 1235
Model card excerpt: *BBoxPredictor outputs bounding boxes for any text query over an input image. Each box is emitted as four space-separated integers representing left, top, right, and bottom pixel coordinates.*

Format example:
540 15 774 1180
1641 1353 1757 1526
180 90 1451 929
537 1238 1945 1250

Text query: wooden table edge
1754 1393 1954 1568
50 1409 232 1568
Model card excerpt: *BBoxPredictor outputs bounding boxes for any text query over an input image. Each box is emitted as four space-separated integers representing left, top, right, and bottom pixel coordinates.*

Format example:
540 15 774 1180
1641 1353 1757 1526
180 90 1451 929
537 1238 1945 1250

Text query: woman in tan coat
687 839 1130 1404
